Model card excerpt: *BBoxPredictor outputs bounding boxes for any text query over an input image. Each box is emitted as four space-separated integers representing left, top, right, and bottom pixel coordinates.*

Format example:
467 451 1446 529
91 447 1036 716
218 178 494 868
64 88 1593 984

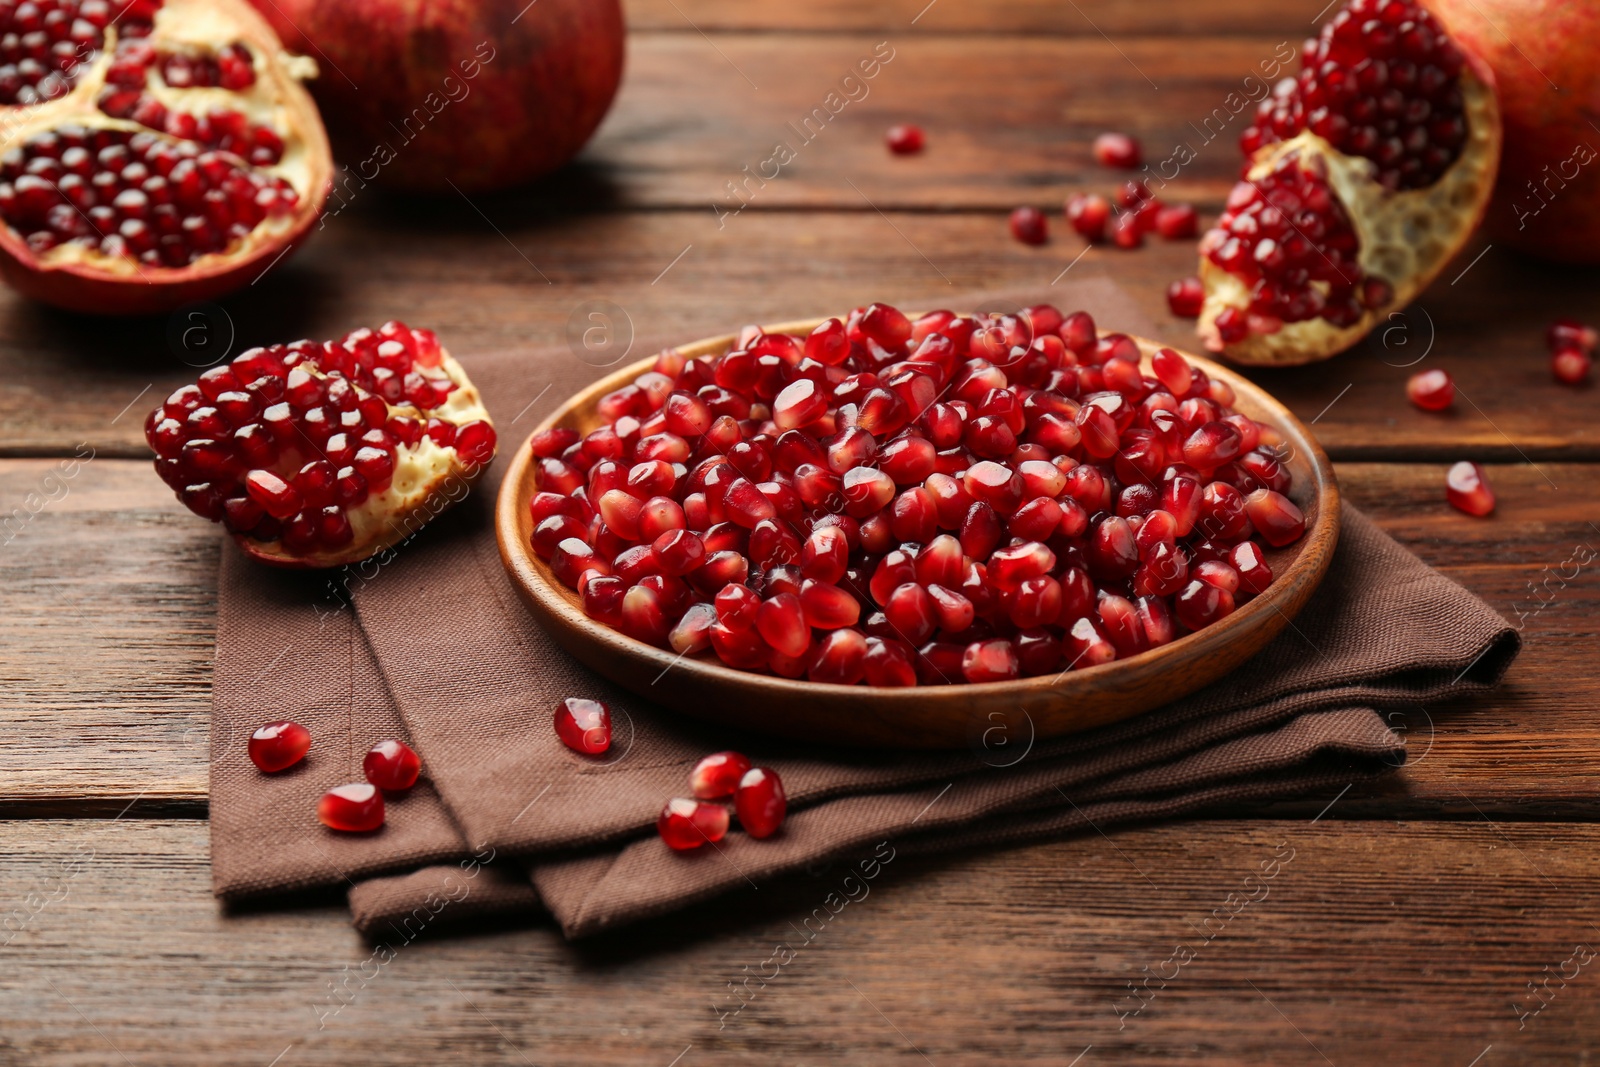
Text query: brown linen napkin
208 279 1520 938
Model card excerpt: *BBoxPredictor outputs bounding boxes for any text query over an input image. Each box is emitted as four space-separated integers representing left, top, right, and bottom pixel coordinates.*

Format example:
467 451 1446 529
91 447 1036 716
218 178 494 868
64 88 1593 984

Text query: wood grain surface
2 0 1597 1062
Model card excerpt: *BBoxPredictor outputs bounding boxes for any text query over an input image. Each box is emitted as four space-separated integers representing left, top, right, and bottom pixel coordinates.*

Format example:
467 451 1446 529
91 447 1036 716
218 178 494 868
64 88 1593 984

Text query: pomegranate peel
1198 2 1501 366
0 0 332 314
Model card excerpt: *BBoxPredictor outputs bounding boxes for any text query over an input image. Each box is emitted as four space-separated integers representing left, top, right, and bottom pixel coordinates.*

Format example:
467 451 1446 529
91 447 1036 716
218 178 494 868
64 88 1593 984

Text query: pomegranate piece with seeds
0 0 331 314
734 767 786 839
885 124 924 155
541 303 1307 686
1445 460 1495 517
363 739 421 791
318 783 384 832
658 796 729 850
1406 368 1455 411
248 719 309 772
148 323 495 568
1198 0 1501 365
1009 205 1047 246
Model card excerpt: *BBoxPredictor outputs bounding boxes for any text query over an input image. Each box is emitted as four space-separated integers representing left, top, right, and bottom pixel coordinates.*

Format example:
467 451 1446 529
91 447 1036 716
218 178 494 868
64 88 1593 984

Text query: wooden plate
496 319 1340 749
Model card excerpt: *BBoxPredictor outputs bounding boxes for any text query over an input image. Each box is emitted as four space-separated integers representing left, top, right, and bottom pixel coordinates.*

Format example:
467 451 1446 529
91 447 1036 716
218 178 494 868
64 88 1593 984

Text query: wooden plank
624 0 1317 36
0 216 1594 461
0 460 1595 814
2 818 1598 1064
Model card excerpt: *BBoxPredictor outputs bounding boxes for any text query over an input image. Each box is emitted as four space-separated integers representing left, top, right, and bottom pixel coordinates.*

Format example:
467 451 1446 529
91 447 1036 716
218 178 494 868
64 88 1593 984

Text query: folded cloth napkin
209 279 1520 939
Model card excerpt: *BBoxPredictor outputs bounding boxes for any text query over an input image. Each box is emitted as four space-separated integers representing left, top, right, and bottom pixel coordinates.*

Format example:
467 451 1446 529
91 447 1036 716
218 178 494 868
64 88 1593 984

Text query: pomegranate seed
1093 131 1141 169
886 124 925 154
363 739 421 791
554 697 612 755
863 637 918 687
1010 206 1048 246
809 628 867 684
962 639 1018 683
1111 210 1143 249
658 797 729 851
691 751 752 799
1446 461 1495 517
734 767 786 838
1065 193 1110 242
1155 204 1198 240
1406 368 1455 411
1175 579 1235 631
1230 540 1273 595
317 783 385 833
248 720 310 773
756 592 810 657
1242 489 1305 547
1548 318 1597 355
1166 277 1204 318
1552 348 1591 386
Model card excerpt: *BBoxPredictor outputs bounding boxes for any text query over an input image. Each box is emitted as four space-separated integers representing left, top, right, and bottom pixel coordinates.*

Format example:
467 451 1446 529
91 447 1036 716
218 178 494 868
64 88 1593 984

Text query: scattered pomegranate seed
1111 210 1143 249
1446 461 1495 517
1552 348 1592 385
690 751 752 799
1548 318 1597 355
554 303 1304 686
248 720 310 773
363 739 421 791
658 797 729 850
734 767 786 838
1093 131 1142 169
1065 193 1110 242
553 697 612 755
1406 368 1455 411
885 124 925 155
1010 206 1048 246
1167 277 1204 318
1154 204 1198 240
317 783 385 832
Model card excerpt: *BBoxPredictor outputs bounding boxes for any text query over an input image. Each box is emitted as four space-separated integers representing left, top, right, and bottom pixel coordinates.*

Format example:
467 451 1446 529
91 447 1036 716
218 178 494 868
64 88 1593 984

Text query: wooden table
3 1 1597 1062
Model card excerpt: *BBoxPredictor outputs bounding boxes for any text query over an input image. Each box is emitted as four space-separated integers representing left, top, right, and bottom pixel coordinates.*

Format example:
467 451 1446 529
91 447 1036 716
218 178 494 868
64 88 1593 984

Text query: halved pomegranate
147 323 496 568
0 0 330 314
1196 0 1501 364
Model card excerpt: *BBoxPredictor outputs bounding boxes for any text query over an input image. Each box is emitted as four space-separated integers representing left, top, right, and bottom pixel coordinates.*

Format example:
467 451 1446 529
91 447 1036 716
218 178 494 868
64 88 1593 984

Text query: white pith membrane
1198 65 1500 366
0 0 327 278
238 351 494 569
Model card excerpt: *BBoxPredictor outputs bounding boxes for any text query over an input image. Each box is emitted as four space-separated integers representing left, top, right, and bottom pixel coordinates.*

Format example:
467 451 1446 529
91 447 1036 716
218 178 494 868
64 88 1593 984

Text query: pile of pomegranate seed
1200 151 1388 329
1009 205 1048 246
658 750 785 850
885 124 924 155
1093 132 1141 169
147 322 496 557
534 303 1306 687
554 697 612 755
0 126 298 264
1240 0 1467 191
1548 318 1595 386
1445 460 1494 517
1406 367 1454 411
0 0 159 106
248 719 310 773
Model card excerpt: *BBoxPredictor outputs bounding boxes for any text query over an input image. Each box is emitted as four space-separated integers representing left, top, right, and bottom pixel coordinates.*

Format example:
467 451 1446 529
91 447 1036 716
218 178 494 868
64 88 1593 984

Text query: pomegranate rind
237 349 495 569
0 0 332 314
1199 60 1501 365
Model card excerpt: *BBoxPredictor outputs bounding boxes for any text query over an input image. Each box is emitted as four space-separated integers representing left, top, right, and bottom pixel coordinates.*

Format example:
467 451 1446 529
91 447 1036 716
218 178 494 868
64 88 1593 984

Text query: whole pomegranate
247 0 625 194
1426 0 1600 263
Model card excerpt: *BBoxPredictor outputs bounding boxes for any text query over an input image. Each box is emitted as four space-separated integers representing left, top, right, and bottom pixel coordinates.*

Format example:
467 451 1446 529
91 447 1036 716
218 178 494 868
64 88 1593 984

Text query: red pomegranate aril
1230 540 1273 595
1155 204 1199 240
1111 210 1143 249
1010 205 1048 246
799 579 860 630
1446 461 1495 517
659 797 729 851
248 720 310 773
1552 348 1591 386
757 592 810 657
691 751 753 800
363 739 421 791
551 537 610 589
863 637 918 687
809 628 867 684
1242 488 1305 547
318 783 384 833
1167 277 1204 318
1548 319 1597 355
554 697 612 756
734 767 787 838
1066 193 1111 242
1093 131 1142 169
1406 368 1455 411
962 639 1018 683
884 582 938 644
1062 616 1116 669
886 124 925 155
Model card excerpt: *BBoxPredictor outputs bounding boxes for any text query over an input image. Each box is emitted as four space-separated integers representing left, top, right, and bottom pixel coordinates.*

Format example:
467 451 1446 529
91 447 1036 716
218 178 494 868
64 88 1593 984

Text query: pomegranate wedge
1197 0 1501 364
147 322 496 568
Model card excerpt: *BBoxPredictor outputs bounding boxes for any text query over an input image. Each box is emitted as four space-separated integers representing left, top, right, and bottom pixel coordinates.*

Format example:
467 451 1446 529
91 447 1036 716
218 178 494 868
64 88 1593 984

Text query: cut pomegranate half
146 322 496 568
1196 0 1501 364
0 0 331 314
